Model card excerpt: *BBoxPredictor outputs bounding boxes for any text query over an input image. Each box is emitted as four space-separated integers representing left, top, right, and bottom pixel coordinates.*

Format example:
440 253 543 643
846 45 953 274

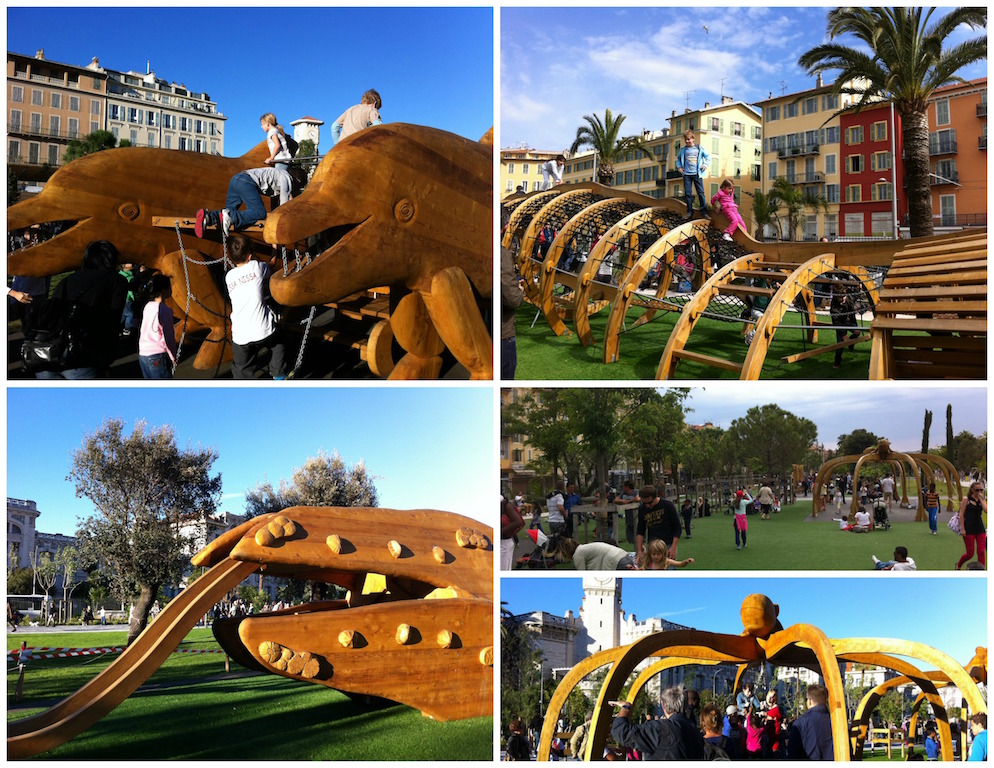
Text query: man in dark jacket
611 685 705 760
635 485 682 568
787 683 835 760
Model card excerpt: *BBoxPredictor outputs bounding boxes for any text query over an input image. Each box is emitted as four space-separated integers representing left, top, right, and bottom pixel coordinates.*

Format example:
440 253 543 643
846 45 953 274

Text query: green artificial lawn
513 497 982 572
7 628 492 760
512 300 873 380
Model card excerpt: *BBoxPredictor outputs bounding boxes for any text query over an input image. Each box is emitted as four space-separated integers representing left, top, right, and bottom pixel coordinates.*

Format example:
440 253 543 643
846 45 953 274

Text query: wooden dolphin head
266 123 493 306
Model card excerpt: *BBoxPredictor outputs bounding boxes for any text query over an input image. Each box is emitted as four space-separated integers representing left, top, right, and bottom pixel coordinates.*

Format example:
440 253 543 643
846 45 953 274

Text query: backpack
284 133 299 158
20 294 87 373
704 741 731 761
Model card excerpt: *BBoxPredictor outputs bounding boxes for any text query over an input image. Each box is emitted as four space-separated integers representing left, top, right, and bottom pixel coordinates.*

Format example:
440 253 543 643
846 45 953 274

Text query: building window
506 162 514 174
710 116 720 131
31 89 43 106
147 131 155 147
825 214 838 238
870 151 892 171
29 112 41 132
804 214 818 240
846 154 864 173
929 129 956 154
111 126 119 140
50 92 62 109
28 142 40 164
822 93 839 111
845 185 862 203
825 126 840 144
11 86 23 103
845 212 864 236
768 161 777 180
871 121 888 142
935 98 950 125
802 97 817 115
10 109 22 132
871 182 892 201
68 117 79 138
90 121 99 133
939 194 956 226
130 129 138 145
49 115 60 136
522 163 530 175
48 144 59 165
110 104 121 121
785 102 798 118
91 100 101 116
9 139 20 160
871 212 893 237
825 154 837 175
767 105 780 121
164 134 172 149
845 126 864 145
825 184 840 203
69 95 80 112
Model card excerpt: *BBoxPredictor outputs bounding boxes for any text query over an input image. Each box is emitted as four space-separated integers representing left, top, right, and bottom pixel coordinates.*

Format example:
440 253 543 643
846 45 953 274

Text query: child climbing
332 89 382 144
710 179 746 241
260 113 293 171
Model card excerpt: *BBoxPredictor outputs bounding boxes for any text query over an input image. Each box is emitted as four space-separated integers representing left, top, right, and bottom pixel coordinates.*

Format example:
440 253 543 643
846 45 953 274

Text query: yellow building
500 145 565 197
500 389 545 494
560 97 763 225
756 76 864 240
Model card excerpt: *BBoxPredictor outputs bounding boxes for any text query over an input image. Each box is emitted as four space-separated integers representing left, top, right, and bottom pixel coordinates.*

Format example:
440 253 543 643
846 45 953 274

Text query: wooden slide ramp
7 557 258 760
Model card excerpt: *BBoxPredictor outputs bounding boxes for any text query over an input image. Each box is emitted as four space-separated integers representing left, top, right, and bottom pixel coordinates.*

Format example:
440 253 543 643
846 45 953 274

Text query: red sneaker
195 208 207 238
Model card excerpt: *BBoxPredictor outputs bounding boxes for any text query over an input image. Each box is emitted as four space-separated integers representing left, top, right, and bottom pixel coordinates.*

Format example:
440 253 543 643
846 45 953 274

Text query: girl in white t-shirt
260 112 292 171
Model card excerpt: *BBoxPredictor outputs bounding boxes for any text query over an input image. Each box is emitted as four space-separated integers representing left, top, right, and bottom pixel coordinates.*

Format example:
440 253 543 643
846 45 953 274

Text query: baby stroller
517 527 566 569
873 500 891 530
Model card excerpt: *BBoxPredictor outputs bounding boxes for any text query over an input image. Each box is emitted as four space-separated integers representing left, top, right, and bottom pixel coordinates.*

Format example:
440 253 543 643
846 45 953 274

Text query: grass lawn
7 628 492 760
512 300 874 380
512 497 980 571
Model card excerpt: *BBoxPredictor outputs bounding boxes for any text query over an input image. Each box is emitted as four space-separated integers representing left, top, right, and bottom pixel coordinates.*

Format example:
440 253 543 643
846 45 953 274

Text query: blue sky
7 387 493 536
7 7 494 154
501 576 987 667
501 6 988 151
681 384 987 452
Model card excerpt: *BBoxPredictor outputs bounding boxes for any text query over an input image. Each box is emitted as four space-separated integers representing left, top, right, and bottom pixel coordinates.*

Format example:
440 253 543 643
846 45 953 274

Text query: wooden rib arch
602 221 713 364
537 198 647 336
573 207 675 346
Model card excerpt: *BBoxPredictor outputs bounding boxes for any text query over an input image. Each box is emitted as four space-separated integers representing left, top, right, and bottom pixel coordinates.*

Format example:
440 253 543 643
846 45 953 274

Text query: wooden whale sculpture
265 124 494 379
7 142 275 370
6 507 493 759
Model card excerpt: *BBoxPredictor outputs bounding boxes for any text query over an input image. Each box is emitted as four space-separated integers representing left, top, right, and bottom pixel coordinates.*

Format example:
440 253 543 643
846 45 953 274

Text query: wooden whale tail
6 557 258 759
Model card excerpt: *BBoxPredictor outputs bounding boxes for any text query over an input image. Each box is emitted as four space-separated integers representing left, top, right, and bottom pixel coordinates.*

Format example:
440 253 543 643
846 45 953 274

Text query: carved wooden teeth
432 546 446 564
387 540 402 558
437 629 454 648
258 640 323 679
479 646 494 666
338 630 355 648
326 534 342 554
396 623 412 645
255 514 297 547
456 527 490 549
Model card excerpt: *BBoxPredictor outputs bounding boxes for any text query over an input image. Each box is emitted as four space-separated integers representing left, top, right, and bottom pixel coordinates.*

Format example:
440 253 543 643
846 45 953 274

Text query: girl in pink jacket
710 179 746 241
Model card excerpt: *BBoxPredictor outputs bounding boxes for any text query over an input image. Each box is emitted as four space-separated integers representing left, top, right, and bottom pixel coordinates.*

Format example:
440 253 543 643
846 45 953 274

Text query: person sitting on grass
553 537 637 570
642 539 695 571
872 546 917 571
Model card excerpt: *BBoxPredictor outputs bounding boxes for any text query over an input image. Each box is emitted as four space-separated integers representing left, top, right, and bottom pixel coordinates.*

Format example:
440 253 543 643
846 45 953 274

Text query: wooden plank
780 333 869 364
877 285 987 300
874 299 986 315
887 258 987 277
892 361 985 379
152 215 265 231
871 317 987 333
889 248 987 269
882 270 988 287
720 284 777 297
892 348 986 366
887 335 987 351
672 349 744 372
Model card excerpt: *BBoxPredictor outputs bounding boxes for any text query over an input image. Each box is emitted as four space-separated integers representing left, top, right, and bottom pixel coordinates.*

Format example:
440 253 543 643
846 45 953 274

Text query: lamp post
889 101 899 239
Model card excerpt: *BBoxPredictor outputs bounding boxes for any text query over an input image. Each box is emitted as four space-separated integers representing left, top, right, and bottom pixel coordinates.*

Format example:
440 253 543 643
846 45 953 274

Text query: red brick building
839 103 905 238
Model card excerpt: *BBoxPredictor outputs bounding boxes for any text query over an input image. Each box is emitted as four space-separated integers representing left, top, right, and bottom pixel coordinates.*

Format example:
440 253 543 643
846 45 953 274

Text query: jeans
927 505 939 533
139 353 173 379
501 336 517 380
36 366 100 380
683 173 706 214
225 172 268 230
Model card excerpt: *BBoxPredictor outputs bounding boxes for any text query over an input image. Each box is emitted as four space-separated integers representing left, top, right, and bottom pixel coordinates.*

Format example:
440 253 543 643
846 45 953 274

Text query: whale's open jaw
8 219 85 255
279 218 369 280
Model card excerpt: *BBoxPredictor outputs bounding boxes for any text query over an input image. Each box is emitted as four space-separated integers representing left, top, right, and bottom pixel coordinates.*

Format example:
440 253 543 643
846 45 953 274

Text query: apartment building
7 49 226 180
757 76 863 240
838 103 905 238
7 49 107 174
925 77 986 228
500 145 564 196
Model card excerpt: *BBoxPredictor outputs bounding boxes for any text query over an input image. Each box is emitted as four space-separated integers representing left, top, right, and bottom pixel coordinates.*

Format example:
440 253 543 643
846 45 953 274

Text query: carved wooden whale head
266 123 493 306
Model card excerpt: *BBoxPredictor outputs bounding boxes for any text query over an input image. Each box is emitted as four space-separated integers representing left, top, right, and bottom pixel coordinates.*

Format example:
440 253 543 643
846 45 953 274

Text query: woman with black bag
28 240 128 379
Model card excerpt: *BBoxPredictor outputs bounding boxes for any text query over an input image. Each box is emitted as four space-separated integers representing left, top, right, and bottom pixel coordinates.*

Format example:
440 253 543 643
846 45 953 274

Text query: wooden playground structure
536 594 986 762
502 183 987 379
7 507 493 759
812 438 964 520
8 124 493 379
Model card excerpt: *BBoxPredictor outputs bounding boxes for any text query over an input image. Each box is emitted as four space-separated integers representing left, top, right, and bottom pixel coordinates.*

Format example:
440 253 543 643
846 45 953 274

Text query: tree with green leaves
244 449 378 517
744 189 781 240
950 430 986 472
63 129 121 163
30 550 59 599
57 545 85 622
569 109 654 186
836 428 880 457
500 606 545 731
724 404 818 479
945 404 955 467
621 389 690 486
70 418 222 645
798 7 987 237
503 389 577 486
768 177 828 242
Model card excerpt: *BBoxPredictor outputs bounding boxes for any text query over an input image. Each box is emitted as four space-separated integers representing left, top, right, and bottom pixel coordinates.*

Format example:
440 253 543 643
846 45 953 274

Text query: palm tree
569 109 654 186
798 7 987 237
745 189 782 241
769 177 829 241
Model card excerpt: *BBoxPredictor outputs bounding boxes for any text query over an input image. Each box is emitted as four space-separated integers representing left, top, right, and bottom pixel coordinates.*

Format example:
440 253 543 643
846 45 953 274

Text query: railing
978 103 987 117
928 140 957 155
933 213 986 227
980 136 987 150
929 171 959 185
777 144 819 158
8 154 65 168
8 125 78 141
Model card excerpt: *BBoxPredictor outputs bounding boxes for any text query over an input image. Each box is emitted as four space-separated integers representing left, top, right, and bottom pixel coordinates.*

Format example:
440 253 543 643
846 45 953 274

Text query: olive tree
70 418 222 645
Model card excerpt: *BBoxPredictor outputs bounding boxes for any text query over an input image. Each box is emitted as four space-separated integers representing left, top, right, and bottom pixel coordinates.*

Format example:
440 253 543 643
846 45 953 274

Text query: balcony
664 169 682 180
980 136 987 151
777 144 819 158
930 171 959 186
772 171 824 185
928 139 957 156
978 103 987 118
8 125 79 142
934 213 986 227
